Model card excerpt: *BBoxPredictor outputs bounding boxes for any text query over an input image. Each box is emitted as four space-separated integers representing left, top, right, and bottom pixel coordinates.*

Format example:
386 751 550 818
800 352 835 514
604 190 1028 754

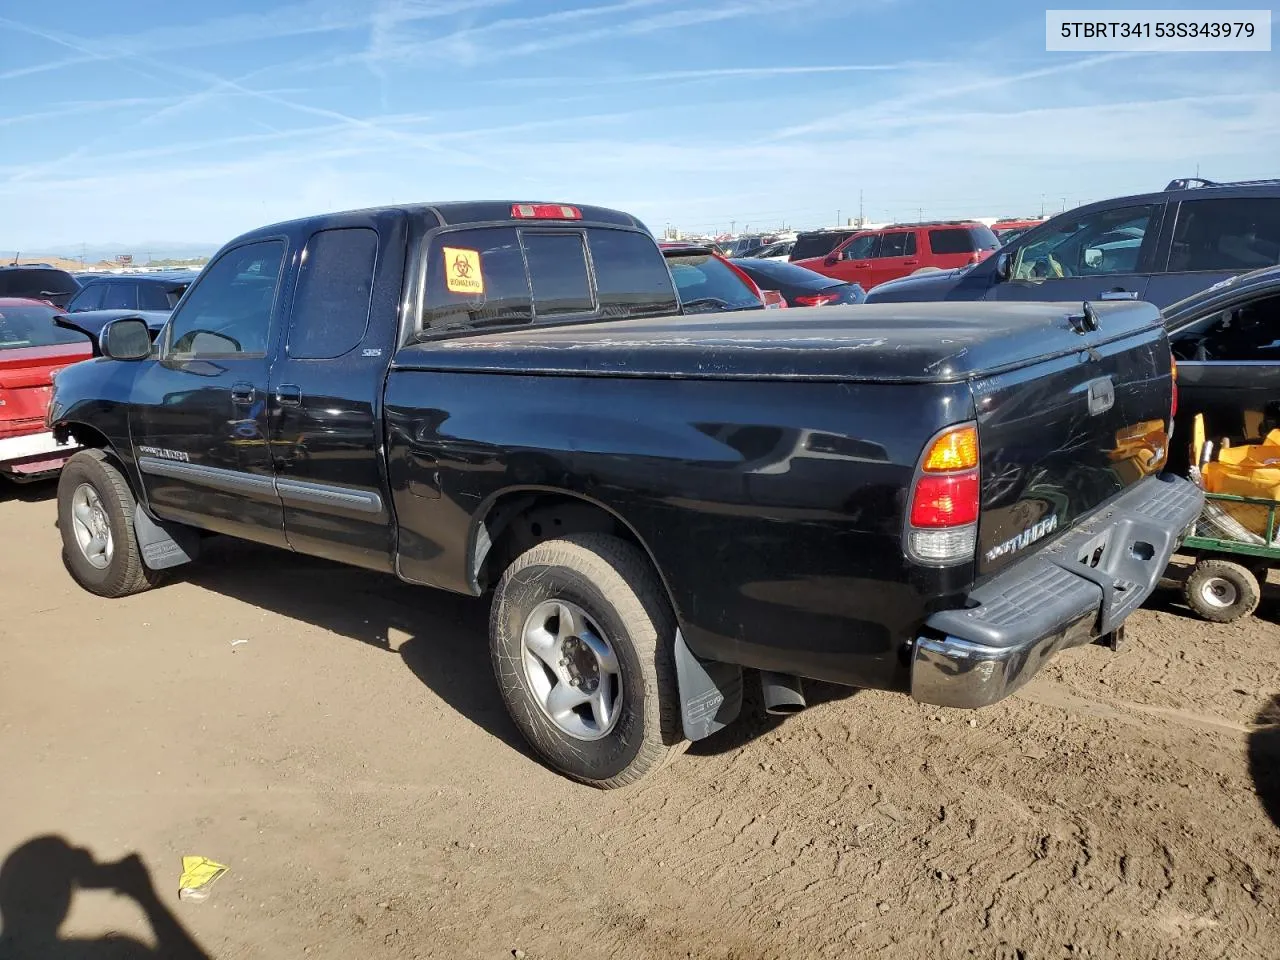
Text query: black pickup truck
47 201 1202 787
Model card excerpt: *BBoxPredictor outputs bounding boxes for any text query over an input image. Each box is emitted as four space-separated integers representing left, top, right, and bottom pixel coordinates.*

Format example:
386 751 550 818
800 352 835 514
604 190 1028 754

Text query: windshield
665 254 762 312
0 304 89 349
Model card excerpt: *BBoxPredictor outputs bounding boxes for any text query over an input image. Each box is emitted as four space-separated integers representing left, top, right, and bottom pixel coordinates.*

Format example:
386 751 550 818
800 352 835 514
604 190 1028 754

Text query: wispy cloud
491 62 945 87
0 95 188 127
773 51 1144 139
350 0 824 67
0 0 520 80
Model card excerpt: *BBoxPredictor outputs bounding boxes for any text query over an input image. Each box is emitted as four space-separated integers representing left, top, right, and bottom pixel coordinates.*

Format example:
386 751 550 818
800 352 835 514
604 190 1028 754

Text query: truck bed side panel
384 371 974 690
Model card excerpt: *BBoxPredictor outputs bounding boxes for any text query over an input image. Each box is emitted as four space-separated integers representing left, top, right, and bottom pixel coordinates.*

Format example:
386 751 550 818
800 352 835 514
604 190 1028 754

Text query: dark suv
865 177 1280 308
0 265 80 308
66 273 192 313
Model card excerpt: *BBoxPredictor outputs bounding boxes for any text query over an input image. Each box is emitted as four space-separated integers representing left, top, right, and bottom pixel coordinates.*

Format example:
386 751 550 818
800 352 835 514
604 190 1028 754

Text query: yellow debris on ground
178 856 228 901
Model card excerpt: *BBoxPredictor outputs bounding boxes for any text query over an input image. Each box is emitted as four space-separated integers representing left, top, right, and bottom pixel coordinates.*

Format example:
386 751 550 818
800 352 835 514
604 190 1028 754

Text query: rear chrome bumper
911 474 1203 709
0 431 79 478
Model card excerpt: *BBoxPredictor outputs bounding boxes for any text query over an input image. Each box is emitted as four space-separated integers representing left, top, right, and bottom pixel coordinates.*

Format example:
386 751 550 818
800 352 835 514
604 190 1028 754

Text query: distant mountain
1 241 219 263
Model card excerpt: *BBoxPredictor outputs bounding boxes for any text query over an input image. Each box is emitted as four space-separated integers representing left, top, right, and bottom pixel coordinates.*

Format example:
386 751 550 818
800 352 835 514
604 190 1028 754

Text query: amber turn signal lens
922 425 978 473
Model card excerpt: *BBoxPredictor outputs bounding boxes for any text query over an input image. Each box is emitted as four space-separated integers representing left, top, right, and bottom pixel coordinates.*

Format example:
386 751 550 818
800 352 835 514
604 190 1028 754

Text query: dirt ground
1 481 1277 960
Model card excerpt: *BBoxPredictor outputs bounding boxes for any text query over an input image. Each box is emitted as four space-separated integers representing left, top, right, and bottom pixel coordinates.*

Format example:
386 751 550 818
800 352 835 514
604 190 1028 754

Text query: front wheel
489 533 685 788
57 450 160 598
1183 559 1260 623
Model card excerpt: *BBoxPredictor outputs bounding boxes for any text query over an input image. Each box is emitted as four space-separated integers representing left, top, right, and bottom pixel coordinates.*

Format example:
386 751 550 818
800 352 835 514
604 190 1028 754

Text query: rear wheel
57 449 160 598
489 533 684 787
1184 559 1260 623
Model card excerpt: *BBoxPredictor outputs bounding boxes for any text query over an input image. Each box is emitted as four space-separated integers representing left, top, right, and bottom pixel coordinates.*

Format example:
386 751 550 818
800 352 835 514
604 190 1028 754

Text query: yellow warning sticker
443 246 484 296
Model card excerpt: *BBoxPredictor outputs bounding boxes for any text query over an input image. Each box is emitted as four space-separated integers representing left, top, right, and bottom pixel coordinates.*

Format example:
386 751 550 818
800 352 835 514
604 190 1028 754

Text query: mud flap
134 506 201 570
673 630 742 741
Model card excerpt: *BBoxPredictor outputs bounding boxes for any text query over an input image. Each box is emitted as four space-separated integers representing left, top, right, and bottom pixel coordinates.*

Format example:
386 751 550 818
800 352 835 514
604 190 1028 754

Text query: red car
795 220 1000 290
0 298 91 482
659 243 785 312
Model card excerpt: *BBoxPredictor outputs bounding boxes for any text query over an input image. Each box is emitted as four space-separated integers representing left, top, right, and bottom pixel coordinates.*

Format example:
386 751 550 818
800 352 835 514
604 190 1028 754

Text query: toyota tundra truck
46 201 1202 787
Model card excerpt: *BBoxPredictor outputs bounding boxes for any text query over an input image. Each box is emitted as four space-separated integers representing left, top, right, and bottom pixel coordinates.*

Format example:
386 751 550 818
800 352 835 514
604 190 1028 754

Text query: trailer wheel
489 533 684 788
1184 559 1260 623
56 449 161 598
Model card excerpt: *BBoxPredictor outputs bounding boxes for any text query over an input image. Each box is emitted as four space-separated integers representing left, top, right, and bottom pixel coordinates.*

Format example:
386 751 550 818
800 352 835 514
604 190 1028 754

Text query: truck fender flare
469 486 742 741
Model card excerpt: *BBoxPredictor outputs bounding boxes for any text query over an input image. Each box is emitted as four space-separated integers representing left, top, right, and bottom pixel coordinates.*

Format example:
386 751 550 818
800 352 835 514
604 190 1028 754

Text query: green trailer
1179 491 1279 622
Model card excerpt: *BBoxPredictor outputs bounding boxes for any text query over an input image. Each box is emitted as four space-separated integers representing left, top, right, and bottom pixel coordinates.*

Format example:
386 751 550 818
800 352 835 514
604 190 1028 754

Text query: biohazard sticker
443 246 484 295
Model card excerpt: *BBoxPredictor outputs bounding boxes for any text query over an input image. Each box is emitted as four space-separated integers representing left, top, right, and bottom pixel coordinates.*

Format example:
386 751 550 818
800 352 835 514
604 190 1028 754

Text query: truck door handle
230 382 256 404
1099 290 1138 300
903 259 919 266
275 384 302 407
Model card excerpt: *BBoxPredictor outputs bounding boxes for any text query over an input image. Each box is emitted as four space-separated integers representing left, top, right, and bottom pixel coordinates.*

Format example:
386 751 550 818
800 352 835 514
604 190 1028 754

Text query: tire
57 449 161 598
489 533 685 788
910 266 944 275
1183 559 1260 623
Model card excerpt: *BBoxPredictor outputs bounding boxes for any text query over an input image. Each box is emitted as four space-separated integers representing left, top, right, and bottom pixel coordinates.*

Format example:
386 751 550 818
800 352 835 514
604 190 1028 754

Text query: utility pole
1061 197 1067 212
1040 193 1045 218
837 209 840 227
858 190 864 226
917 206 923 222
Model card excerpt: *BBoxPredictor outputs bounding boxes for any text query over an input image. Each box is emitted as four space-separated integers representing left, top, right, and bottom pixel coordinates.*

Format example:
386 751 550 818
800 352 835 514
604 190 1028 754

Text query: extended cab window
1013 205 1155 280
1167 198 1280 273
165 240 285 358
288 227 379 359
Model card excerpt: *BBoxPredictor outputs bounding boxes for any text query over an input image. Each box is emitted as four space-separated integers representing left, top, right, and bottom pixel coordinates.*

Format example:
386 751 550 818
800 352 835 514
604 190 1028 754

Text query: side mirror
99 317 152 361
994 251 1013 282
824 253 839 267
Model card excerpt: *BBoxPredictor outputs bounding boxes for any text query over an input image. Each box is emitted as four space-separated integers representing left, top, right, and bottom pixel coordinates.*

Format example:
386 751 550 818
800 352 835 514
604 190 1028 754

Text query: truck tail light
907 424 979 563
511 204 582 220
794 293 841 307
1170 357 1178 418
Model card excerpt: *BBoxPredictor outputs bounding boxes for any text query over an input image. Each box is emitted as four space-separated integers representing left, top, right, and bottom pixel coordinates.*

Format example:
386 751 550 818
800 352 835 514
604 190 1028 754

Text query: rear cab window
420 226 676 335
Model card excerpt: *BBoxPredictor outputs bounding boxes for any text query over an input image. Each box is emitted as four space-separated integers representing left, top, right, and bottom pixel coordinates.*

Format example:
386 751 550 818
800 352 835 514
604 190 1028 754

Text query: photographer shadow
0 836 209 959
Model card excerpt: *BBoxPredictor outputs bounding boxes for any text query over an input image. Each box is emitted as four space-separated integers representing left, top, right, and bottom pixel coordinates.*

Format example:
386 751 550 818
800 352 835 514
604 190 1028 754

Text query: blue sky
1 0 1276 254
